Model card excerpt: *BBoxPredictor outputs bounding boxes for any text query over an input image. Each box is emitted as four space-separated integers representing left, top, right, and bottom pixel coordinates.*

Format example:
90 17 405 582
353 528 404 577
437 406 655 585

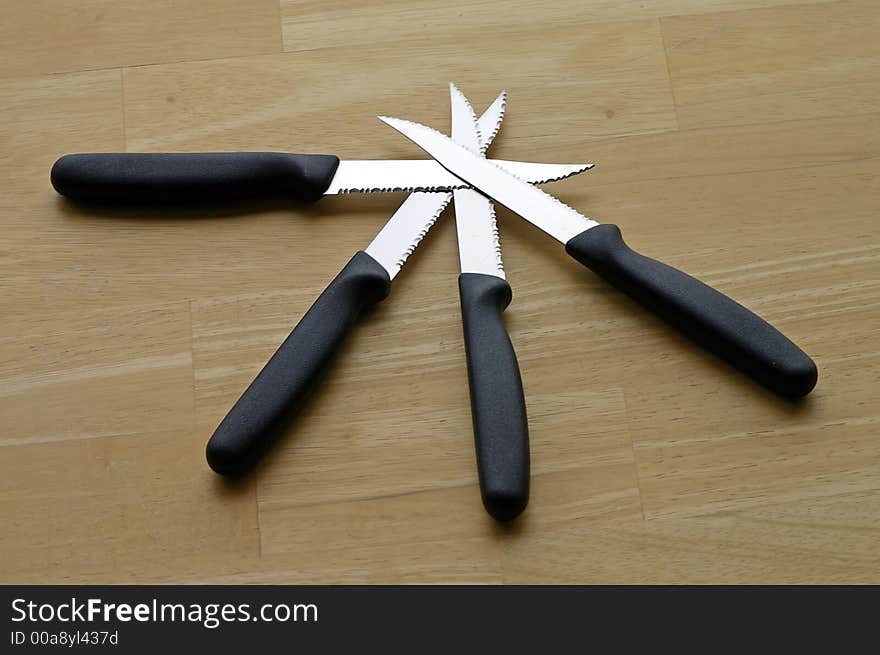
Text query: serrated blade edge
450 84 505 278
449 83 484 154
453 189 505 278
476 91 506 155
325 159 591 194
360 88 509 280
364 191 451 280
379 116 599 243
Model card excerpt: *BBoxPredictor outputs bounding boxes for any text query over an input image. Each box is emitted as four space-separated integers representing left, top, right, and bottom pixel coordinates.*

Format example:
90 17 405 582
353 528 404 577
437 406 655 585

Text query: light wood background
1 0 878 584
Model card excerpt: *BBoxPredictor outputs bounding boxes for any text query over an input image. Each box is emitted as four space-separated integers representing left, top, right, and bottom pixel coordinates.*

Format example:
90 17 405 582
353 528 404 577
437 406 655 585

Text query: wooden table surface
1 0 878 584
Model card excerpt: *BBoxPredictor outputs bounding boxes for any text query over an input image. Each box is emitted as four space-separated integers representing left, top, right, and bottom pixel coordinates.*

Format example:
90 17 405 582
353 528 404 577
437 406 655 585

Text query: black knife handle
566 224 817 398
458 273 529 522
51 152 340 205
206 251 390 476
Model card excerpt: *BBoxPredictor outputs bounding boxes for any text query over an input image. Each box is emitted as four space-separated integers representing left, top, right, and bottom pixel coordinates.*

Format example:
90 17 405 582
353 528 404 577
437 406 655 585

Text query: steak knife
50 153 588 205
380 116 818 398
449 84 529 521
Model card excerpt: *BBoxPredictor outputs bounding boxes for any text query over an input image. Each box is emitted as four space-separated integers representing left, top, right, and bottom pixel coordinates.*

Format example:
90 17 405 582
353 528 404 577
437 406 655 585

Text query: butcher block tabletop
1 0 878 584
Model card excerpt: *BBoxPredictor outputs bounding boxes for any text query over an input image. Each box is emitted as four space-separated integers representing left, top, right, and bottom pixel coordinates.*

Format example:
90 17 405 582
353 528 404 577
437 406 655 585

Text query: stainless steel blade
450 83 505 279
475 90 506 152
452 191 504 277
364 90 511 279
379 116 599 243
363 191 451 279
324 158 591 195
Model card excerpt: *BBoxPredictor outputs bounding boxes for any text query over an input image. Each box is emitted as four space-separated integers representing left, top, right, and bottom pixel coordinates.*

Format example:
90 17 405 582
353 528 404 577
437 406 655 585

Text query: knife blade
451 84 505 278
50 152 591 206
450 83 529 521
326 158 589 194
362 90 517 279
380 115 818 398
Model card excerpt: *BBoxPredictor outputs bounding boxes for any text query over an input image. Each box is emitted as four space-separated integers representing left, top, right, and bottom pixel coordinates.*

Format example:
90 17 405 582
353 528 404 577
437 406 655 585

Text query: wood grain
0 1 282 78
280 0 833 54
662 0 880 128
502 489 880 583
1 0 878 583
0 70 123 210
